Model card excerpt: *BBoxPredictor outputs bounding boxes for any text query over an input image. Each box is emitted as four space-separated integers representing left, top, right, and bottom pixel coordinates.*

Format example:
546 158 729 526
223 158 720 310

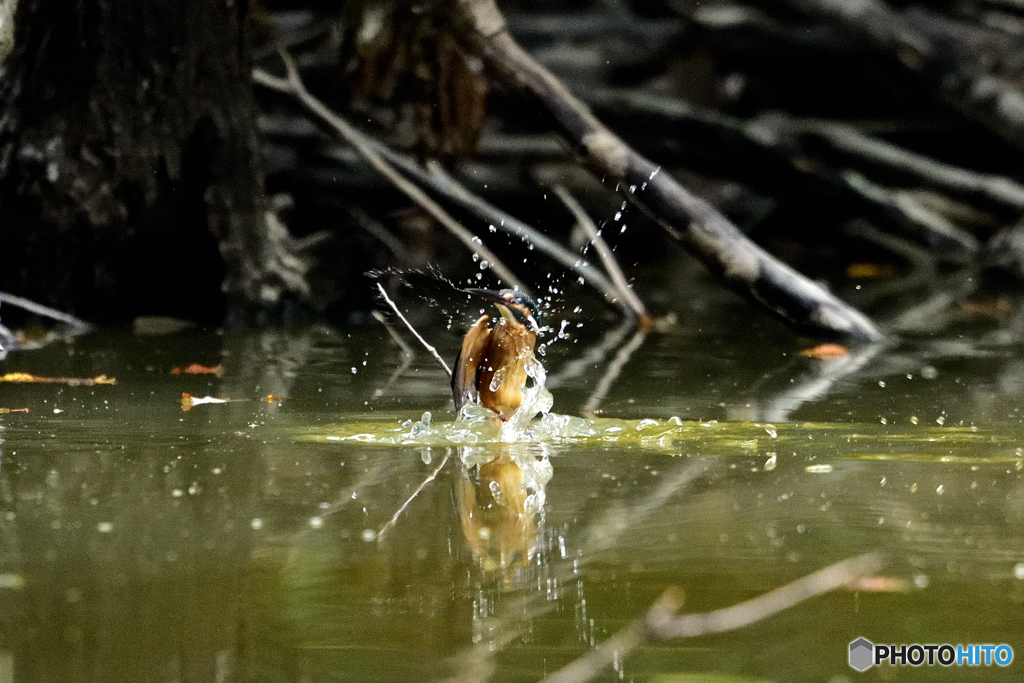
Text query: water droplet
489 366 508 392
804 464 833 473
936 484 945 495
251 518 263 530
913 574 929 588
351 367 357 374
489 224 497 233
878 380 886 388
171 488 184 498
935 415 945 426
764 453 777 470
1014 563 1024 580
309 517 323 529
910 416 919 425
96 522 113 533
765 425 777 438
921 365 938 379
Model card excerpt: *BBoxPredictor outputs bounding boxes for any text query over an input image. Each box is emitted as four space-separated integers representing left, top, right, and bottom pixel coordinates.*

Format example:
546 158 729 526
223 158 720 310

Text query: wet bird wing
452 314 491 412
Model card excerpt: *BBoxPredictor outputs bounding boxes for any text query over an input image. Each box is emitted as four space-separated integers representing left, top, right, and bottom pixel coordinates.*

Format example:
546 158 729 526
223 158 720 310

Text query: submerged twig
547 315 636 389
377 449 450 542
541 552 884 683
551 185 650 323
371 310 414 397
580 329 646 413
253 49 524 292
375 284 452 378
0 291 91 332
759 341 886 422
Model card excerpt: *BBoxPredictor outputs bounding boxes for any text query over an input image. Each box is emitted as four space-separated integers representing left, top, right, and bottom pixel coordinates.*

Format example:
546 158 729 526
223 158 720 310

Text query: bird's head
465 288 540 333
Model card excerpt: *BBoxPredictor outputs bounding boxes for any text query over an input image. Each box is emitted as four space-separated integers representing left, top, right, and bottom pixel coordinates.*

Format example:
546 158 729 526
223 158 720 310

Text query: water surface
1 283 1023 682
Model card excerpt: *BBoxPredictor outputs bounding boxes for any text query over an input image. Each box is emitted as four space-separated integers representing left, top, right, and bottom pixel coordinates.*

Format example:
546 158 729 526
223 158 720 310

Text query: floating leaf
0 373 115 385
800 344 848 359
171 364 224 376
846 262 893 279
181 393 229 412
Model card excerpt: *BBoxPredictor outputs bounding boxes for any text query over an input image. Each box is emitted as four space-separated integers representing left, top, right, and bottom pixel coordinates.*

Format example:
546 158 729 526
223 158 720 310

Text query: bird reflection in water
456 445 551 580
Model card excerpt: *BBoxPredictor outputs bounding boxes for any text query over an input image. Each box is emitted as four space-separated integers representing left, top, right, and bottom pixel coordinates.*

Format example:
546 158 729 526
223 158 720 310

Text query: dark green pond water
1 274 1023 682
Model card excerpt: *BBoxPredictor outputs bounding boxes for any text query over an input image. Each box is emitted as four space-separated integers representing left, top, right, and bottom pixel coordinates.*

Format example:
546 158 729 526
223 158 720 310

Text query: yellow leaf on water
0 373 115 385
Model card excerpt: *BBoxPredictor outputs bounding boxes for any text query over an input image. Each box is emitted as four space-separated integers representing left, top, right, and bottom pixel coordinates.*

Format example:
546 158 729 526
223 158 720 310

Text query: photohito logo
849 638 1013 671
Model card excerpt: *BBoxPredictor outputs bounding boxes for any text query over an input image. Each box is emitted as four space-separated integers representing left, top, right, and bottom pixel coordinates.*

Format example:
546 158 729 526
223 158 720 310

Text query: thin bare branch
339 140 628 314
252 50 524 292
376 283 452 378
551 185 650 323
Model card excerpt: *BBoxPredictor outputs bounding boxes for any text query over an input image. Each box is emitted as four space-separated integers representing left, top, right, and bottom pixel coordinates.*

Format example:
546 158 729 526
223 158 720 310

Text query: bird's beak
464 288 537 330
463 288 506 304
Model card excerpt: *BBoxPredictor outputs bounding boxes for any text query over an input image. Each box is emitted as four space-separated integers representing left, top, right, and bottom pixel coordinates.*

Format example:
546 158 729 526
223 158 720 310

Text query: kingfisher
452 288 541 421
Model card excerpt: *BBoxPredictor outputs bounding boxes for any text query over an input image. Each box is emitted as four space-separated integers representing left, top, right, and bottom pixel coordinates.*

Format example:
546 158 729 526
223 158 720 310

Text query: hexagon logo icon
849 637 874 671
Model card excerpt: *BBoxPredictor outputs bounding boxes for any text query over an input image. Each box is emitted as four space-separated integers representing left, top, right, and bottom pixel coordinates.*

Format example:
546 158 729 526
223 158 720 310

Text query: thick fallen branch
541 552 884 683
454 0 882 342
584 89 985 259
787 0 1024 151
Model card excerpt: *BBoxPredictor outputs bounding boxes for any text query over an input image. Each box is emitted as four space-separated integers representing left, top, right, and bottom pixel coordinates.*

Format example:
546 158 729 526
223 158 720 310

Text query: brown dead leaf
956 299 1013 317
0 408 28 413
0 373 115 385
171 364 224 376
800 344 849 360
846 262 894 279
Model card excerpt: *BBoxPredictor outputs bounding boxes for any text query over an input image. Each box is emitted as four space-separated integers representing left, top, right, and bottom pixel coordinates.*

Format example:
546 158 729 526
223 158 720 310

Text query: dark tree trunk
0 0 306 323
